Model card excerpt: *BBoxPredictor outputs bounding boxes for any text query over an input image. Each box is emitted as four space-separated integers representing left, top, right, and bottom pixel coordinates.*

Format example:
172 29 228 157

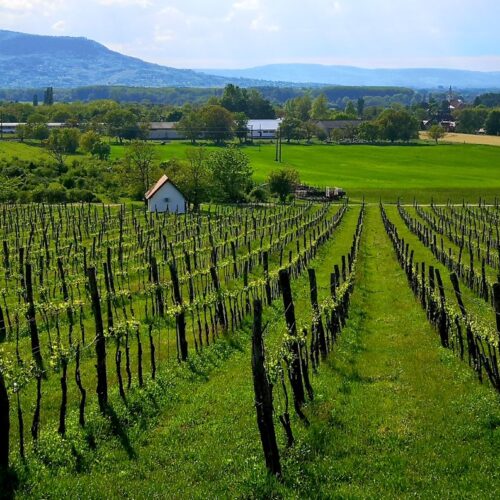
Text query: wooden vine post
0 370 9 473
87 266 108 413
251 299 281 478
278 269 306 412
493 283 500 350
308 268 327 358
25 263 43 371
169 261 188 361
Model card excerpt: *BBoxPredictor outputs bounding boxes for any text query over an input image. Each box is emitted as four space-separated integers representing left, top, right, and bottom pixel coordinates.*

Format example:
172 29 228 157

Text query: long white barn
145 175 187 213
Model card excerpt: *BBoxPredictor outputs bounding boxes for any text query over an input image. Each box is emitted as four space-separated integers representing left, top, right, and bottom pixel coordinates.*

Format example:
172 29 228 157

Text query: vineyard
0 200 499 498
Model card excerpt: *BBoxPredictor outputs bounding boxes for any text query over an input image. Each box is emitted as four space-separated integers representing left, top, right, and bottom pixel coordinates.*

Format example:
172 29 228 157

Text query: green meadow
112 140 500 202
2 139 500 202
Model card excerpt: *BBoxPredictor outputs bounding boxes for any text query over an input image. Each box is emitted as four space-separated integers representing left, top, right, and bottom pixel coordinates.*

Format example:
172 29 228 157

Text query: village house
145 175 187 213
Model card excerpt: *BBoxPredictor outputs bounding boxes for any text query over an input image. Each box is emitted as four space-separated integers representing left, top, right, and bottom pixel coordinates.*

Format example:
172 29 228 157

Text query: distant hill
0 30 289 89
200 64 500 89
2 30 498 90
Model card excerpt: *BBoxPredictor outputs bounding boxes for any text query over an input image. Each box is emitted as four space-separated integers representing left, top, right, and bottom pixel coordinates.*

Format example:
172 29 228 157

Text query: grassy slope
3 139 500 202
112 141 500 203
0 141 53 162
18 206 500 498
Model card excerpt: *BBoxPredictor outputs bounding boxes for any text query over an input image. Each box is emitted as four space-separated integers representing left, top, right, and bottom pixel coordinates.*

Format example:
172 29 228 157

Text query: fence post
251 299 282 478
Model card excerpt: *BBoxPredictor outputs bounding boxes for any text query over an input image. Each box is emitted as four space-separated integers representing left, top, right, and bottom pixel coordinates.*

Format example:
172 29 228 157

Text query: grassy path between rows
18 206 500 499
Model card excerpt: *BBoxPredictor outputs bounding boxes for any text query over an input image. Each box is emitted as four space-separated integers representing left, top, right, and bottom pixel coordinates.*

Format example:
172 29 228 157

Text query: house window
164 197 170 202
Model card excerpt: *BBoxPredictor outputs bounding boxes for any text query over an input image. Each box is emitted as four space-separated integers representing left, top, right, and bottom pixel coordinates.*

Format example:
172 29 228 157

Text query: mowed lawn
3 139 500 202
112 141 500 202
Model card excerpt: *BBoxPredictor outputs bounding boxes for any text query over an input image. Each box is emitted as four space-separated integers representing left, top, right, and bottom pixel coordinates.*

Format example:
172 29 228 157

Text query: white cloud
0 0 61 12
154 26 175 43
250 15 280 32
1 0 499 70
51 19 66 31
98 0 153 6
233 0 260 10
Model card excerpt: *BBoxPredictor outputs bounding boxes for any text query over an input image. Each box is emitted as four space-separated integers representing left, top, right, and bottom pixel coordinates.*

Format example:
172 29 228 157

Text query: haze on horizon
1 0 499 72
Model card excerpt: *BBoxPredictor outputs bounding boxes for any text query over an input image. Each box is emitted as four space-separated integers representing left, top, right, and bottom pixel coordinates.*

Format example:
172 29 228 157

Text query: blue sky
1 0 500 70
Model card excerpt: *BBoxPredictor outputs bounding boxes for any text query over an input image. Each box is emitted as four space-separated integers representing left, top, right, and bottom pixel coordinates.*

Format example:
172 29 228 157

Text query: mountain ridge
0 29 298 89
1 30 499 89
200 63 500 89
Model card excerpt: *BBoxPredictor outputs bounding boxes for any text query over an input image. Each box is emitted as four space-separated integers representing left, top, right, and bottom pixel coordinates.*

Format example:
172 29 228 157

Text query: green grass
0 141 54 162
3 139 500 202
112 141 500 203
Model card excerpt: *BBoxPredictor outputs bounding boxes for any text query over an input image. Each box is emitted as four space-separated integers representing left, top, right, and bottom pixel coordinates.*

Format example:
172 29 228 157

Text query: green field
1 140 500 498
3 139 500 202
113 140 500 202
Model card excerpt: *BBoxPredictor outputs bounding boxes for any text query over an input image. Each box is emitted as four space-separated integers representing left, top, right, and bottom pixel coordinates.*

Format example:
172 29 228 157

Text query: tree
30 123 50 141
46 128 81 168
456 108 488 134
81 130 111 160
268 168 300 202
311 94 330 120
280 117 302 143
344 100 357 118
177 109 203 144
358 121 380 142
208 146 252 202
16 124 27 142
27 113 47 124
165 148 211 211
43 87 54 106
357 97 365 118
221 84 248 114
377 108 419 143
80 130 101 154
105 109 139 144
284 95 312 121
428 124 446 144
0 173 24 202
485 110 500 135
234 112 249 144
301 121 321 143
91 141 111 161
246 89 275 119
125 140 159 199
201 105 234 144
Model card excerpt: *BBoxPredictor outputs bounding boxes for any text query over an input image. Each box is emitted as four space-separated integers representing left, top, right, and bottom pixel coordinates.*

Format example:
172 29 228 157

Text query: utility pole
275 128 282 163
275 127 279 162
279 128 282 163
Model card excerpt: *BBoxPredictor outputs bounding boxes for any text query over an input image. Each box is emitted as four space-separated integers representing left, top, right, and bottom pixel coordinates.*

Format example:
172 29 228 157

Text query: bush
68 189 100 203
31 183 68 203
249 186 269 203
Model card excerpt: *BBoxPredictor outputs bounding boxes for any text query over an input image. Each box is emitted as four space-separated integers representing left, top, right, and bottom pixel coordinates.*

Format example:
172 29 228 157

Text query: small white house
145 175 187 213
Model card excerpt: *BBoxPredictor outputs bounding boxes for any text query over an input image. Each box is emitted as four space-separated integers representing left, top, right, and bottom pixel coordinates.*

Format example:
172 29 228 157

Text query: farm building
145 175 187 213
147 122 184 140
247 119 282 139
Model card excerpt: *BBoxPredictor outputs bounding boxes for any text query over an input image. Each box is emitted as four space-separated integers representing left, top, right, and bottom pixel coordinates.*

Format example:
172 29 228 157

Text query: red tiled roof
145 174 170 200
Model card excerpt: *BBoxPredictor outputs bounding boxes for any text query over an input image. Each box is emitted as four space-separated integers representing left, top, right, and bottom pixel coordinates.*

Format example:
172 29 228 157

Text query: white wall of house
147 182 186 213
